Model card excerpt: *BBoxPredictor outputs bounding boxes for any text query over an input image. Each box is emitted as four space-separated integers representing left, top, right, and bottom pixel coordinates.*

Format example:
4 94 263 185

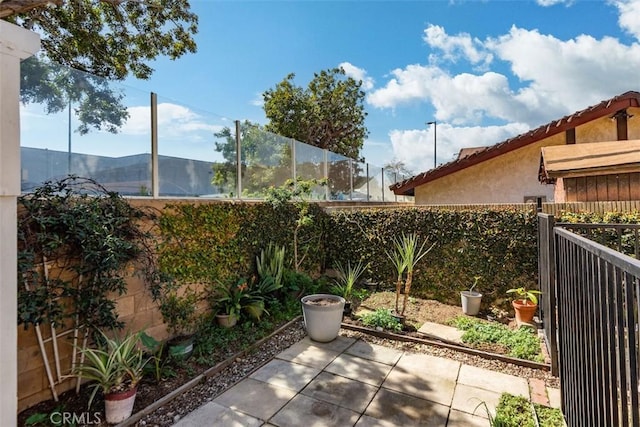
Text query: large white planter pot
460 291 482 315
104 387 137 424
301 294 345 342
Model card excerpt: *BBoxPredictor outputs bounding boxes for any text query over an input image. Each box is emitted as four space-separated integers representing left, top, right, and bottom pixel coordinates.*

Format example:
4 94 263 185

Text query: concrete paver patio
174 335 558 426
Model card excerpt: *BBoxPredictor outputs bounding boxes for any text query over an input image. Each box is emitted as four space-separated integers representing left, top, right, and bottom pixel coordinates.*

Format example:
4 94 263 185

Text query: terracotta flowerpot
104 386 137 424
512 299 537 324
301 294 345 342
216 313 238 328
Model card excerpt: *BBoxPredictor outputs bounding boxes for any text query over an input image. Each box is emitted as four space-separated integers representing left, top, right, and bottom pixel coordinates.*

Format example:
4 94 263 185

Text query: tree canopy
262 67 369 161
212 121 292 195
5 0 198 134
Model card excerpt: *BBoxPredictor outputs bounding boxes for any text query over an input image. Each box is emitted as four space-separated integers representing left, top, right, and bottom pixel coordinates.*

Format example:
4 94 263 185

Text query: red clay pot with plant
512 299 538 324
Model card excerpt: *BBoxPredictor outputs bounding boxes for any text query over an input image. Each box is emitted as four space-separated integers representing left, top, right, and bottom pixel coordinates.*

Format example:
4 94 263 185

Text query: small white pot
460 291 482 315
301 294 345 342
104 387 137 424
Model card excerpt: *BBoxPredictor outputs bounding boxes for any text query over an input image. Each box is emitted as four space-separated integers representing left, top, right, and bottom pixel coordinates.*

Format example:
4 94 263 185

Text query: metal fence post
323 149 329 200
291 138 296 185
381 167 385 202
349 158 353 200
150 92 159 198
235 120 241 199
366 163 370 201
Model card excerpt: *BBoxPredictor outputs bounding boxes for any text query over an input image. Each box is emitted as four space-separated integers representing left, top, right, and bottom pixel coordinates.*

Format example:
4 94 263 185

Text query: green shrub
360 309 402 332
451 316 543 362
489 393 565 427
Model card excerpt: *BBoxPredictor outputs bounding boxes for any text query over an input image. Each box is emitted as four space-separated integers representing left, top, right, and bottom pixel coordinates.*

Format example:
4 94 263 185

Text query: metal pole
67 100 71 175
349 158 353 200
235 120 241 198
427 120 437 168
323 149 329 200
366 163 370 201
394 172 398 202
151 92 159 198
381 167 385 202
291 139 296 186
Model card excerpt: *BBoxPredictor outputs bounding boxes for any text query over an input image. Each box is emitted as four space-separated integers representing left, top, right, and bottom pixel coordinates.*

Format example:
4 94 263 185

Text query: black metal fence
538 213 640 426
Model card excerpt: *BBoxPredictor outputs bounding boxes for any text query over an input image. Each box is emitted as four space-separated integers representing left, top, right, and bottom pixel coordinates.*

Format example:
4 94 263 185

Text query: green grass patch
483 393 564 427
359 309 402 332
450 316 543 362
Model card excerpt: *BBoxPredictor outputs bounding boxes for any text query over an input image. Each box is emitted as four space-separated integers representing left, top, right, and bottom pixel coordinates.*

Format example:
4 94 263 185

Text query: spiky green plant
331 260 368 300
256 242 285 289
387 233 435 316
73 331 148 408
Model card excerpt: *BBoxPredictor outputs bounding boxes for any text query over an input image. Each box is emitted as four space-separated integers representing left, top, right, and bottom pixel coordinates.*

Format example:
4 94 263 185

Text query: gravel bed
134 320 559 426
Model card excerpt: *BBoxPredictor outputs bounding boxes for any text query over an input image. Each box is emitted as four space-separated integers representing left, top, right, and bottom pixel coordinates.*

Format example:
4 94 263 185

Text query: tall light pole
427 120 437 168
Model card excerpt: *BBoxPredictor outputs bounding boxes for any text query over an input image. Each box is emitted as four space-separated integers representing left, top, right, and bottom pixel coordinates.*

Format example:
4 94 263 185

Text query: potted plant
460 276 483 316
212 279 246 328
507 286 542 324
73 331 148 424
301 293 346 342
158 286 200 359
330 260 368 315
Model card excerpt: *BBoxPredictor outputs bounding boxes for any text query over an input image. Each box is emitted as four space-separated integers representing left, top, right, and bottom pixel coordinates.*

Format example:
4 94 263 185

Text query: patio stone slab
446 409 491 427
324 353 394 386
345 340 403 365
214 378 296 420
355 414 403 427
364 387 449 427
276 339 342 369
457 365 529 398
250 359 321 392
417 321 464 343
382 367 456 406
451 383 501 418
395 353 461 383
300 371 378 413
270 393 359 427
306 335 357 352
547 386 561 409
172 401 262 427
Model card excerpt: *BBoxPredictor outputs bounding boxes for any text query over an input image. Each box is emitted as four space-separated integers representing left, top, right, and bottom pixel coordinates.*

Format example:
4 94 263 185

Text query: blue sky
20 0 640 175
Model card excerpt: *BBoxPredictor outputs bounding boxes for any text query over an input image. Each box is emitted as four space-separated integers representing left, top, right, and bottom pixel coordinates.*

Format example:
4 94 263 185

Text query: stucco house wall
415 136 561 204
413 106 640 205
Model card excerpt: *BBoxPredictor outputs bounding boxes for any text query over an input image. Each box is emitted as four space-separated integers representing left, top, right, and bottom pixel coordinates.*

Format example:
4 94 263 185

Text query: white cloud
611 0 640 39
250 92 264 107
536 0 571 6
121 103 223 140
390 123 529 173
339 62 375 90
423 24 492 67
370 11 640 130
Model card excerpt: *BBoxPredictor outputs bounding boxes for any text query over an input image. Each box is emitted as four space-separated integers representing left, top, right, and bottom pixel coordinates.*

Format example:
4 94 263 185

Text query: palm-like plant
387 233 435 316
73 331 148 408
331 260 368 301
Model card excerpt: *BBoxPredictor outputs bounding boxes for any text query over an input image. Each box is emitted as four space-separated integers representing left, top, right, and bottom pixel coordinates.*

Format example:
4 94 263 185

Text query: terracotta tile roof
390 91 640 196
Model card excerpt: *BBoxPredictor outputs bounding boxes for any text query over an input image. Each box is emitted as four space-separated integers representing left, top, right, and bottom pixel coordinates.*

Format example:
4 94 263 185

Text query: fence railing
19 60 410 201
538 213 640 427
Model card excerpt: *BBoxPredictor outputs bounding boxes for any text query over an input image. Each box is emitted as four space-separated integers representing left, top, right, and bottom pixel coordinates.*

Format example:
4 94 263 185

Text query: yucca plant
331 260 368 301
73 330 148 408
387 233 435 316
